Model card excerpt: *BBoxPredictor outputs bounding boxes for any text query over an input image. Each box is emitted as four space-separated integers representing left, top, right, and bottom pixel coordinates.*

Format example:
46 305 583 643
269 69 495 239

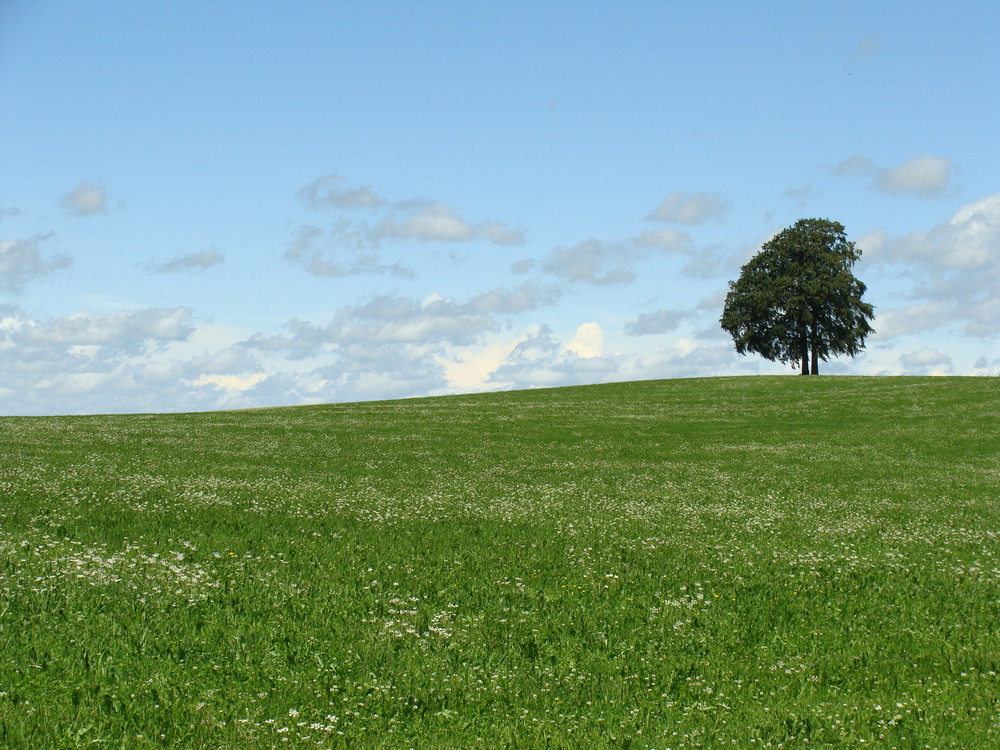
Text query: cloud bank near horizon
3 3 998 414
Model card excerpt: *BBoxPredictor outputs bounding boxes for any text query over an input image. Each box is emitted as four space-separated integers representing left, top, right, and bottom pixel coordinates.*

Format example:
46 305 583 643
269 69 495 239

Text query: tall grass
1 376 997 748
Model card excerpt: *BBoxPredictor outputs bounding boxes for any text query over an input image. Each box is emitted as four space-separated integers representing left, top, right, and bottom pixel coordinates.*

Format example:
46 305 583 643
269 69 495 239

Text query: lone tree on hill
721 218 875 375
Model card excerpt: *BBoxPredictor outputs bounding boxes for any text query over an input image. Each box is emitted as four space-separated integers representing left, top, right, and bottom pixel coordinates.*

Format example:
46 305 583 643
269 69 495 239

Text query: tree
720 218 875 375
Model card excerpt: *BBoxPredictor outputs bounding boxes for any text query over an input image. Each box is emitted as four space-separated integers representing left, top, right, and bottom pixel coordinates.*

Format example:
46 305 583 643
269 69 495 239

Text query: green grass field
1 376 998 748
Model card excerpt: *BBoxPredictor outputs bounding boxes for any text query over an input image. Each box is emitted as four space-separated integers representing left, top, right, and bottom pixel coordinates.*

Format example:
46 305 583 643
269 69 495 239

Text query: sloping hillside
1 376 997 748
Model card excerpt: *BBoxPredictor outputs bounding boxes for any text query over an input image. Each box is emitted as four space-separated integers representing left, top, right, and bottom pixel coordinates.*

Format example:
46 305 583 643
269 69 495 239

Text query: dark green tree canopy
720 218 875 375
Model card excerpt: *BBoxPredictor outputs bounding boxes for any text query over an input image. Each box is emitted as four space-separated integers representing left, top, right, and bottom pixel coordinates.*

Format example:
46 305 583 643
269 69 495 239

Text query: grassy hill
1 376 998 748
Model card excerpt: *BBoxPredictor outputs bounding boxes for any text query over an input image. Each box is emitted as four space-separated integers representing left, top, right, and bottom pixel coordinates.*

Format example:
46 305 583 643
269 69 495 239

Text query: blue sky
2 1 998 415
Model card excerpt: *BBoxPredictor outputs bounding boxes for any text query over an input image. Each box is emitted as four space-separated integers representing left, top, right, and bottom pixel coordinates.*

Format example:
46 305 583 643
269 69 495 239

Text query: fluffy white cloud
835 154 954 197
530 224 715 286
624 308 690 336
646 191 728 225
897 346 953 373
244 283 558 358
326 294 496 345
861 193 1000 342
973 355 1000 374
377 203 476 242
293 175 525 255
486 325 619 388
834 155 876 177
0 235 71 293
865 193 1000 270
231 284 567 405
310 341 450 402
563 322 605 358
141 249 225 274
878 156 953 197
481 325 750 393
186 345 264 375
283 225 414 278
873 302 949 339
0 307 306 415
465 283 562 314
12 308 194 352
537 238 647 285
0 306 214 414
937 193 1000 268
60 181 114 216
964 296 1000 338
193 373 268 391
634 227 693 253
637 225 729 278
298 174 384 209
376 203 525 245
784 184 823 207
438 336 523 391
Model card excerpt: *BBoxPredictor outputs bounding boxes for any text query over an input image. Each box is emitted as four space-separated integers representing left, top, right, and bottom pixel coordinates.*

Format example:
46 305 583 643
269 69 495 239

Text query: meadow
0 375 997 749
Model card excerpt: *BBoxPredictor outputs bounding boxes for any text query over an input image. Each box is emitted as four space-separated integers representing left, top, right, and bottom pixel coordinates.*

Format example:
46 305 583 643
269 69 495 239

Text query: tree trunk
800 332 809 375
811 346 819 375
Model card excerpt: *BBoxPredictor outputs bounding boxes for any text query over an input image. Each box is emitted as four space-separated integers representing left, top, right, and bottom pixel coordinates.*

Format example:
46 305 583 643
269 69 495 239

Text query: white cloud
624 308 689 336
187 345 264 375
835 154 955 197
242 317 335 360
13 308 194 351
898 346 953 373
298 175 384 209
834 155 876 177
854 228 887 257
941 193 1000 267
973 355 1000 375
0 306 221 414
646 191 728 225
481 324 754 394
963 295 1000 338
466 283 562 314
283 225 414 278
533 224 717 285
378 203 475 242
294 175 525 251
0 308 306 415
244 283 557 359
487 325 617 388
636 227 726 279
60 181 114 216
479 220 526 246
193 373 268 391
509 258 535 274
868 192 1000 270
309 341 450 403
634 227 693 253
33 371 116 395
563 322 605 358
376 203 525 245
235 285 564 404
438 336 522 391
0 235 71 293
324 294 495 345
538 238 645 285
784 184 823 207
141 248 225 274
860 193 1000 344
874 303 949 339
878 156 954 197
